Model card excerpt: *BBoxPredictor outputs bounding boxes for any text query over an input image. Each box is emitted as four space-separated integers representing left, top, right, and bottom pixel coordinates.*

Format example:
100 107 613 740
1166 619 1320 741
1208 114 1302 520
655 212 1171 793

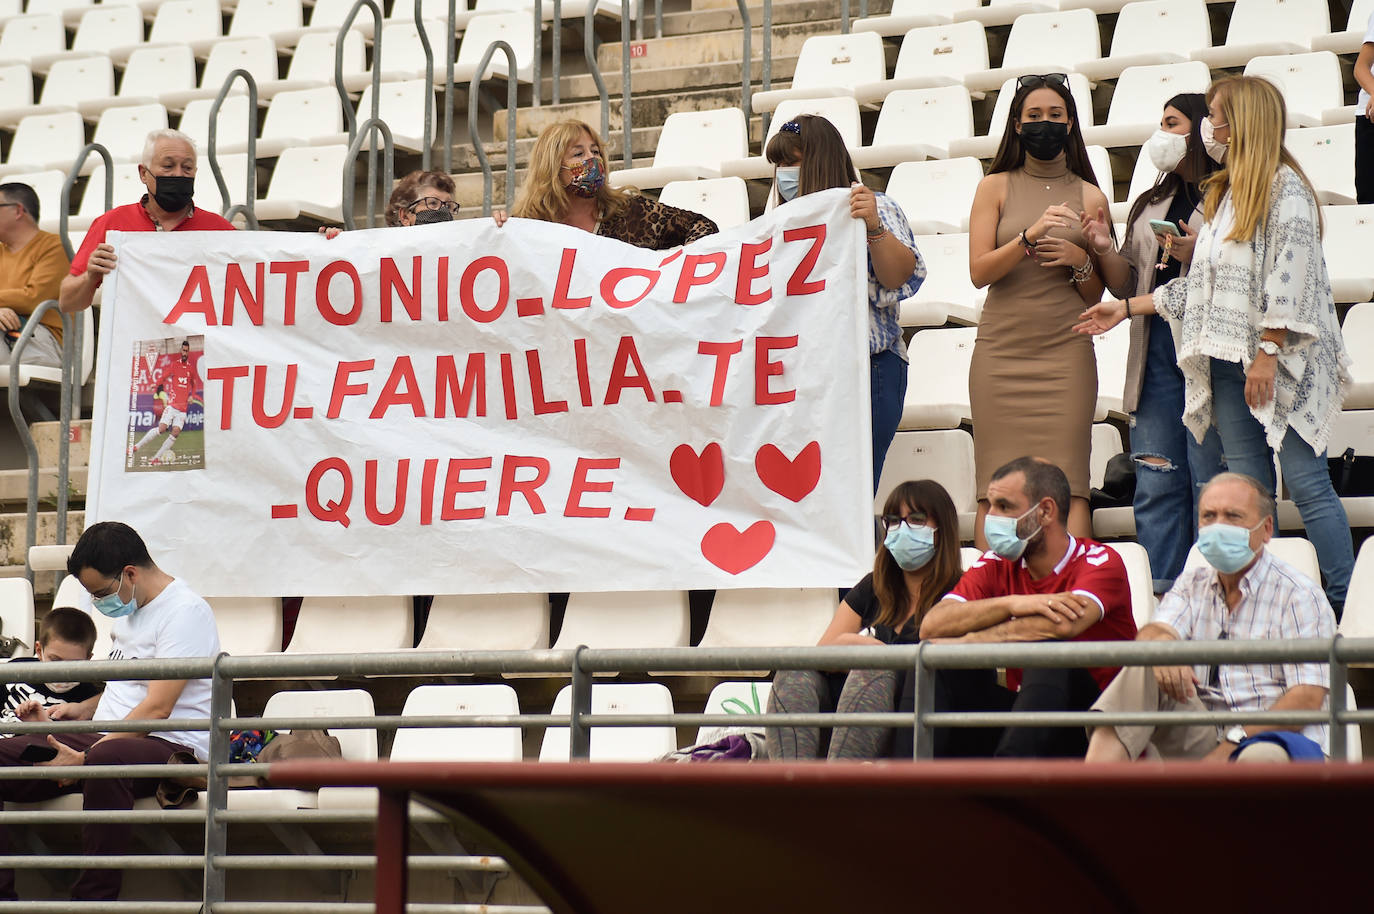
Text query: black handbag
1329 447 1374 497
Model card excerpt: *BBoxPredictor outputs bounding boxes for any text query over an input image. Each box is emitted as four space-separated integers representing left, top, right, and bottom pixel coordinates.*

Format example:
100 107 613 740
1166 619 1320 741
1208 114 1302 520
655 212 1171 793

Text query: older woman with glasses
387 170 458 227
967 73 1111 547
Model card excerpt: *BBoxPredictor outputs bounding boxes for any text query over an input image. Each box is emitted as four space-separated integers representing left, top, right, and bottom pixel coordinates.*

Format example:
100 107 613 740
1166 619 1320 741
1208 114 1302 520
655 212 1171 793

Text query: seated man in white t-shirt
0 521 220 902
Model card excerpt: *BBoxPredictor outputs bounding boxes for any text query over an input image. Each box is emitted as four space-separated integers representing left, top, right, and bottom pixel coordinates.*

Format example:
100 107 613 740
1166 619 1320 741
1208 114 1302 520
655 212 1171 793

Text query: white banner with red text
86 188 873 597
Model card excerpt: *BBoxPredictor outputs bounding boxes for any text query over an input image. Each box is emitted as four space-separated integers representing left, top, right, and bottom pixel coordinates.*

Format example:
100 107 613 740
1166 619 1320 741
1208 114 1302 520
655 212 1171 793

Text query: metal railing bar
0 855 510 872
208 68 259 229
342 116 396 229
760 0 771 138
583 1 609 142
212 905 549 914
0 764 206 780
620 0 631 169
59 143 111 261
0 718 213 734
734 0 751 125
414 0 435 168
552 0 561 105
0 904 201 913
0 657 215 683
0 810 206 825
216 808 450 824
467 40 519 214
7 300 68 584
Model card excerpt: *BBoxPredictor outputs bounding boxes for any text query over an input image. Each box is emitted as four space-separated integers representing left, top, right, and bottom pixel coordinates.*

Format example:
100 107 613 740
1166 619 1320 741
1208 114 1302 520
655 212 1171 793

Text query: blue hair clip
780 121 801 135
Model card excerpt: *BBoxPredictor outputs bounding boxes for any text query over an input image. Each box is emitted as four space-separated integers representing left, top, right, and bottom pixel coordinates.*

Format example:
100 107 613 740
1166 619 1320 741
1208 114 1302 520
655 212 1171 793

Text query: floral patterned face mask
564 156 606 198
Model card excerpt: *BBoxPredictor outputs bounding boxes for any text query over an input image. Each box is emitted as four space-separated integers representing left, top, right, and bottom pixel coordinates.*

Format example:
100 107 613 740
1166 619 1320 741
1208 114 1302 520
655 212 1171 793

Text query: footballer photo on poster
125 335 207 472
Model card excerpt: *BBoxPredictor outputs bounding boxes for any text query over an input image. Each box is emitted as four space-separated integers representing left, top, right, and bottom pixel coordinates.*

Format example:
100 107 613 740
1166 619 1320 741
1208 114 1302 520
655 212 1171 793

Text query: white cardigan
1151 165 1351 454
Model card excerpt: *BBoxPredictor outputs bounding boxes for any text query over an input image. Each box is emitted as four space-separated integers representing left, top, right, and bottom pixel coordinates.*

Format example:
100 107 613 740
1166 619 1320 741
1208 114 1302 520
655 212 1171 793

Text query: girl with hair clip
765 479 964 760
497 119 716 249
1076 76 1355 613
1078 94 1225 596
967 74 1111 546
765 115 926 491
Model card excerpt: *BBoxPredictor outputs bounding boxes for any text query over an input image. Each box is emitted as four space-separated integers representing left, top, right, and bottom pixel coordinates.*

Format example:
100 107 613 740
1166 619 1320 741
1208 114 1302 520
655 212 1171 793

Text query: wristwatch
1257 339 1281 357
1225 725 1248 745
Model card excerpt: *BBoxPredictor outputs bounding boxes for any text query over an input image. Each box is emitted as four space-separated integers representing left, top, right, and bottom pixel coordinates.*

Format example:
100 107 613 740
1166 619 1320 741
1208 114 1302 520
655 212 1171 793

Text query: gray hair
1200 472 1276 520
141 129 198 169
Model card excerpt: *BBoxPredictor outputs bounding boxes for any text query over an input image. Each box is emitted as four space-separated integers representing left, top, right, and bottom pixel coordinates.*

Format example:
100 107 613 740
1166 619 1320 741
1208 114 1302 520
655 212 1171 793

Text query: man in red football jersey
908 456 1137 758
129 340 197 465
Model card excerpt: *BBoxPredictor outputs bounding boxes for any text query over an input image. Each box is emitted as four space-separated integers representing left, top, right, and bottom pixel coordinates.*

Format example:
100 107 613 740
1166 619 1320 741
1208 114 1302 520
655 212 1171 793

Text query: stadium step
0 466 88 509
540 54 803 109
660 0 863 36
31 419 92 469
0 508 85 567
595 16 841 74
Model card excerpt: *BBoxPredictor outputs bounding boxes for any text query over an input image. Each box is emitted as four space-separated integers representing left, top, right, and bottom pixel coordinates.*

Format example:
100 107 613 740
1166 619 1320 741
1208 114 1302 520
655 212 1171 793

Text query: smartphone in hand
19 743 58 763
1148 218 1182 237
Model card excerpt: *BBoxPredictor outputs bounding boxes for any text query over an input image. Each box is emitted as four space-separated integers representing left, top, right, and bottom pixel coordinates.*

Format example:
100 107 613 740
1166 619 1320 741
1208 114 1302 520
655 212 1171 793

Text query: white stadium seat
228 0 304 39
611 107 749 190
204 596 283 655
0 579 35 657
450 12 537 84
900 233 983 327
885 157 982 235
552 590 690 650
71 162 143 231
853 20 988 105
256 143 354 223
1182 537 1322 588
1093 321 1130 421
753 31 888 113
260 30 369 98
950 73 1094 160
377 18 450 81
852 87 975 168
60 5 144 67
116 46 199 113
1312 0 1374 54
256 688 377 809
255 87 345 158
657 177 751 231
1107 541 1156 630
1286 126 1356 204
1321 207 1374 305
418 592 551 652
1339 538 1374 638
2 169 67 233
0 63 30 126
194 151 252 211
18 54 116 122
697 588 836 648
1077 0 1211 82
0 111 86 177
89 104 171 170
178 94 254 156
1244 51 1343 129
695 680 772 745
0 15 65 65
284 595 413 653
853 0 981 37
1080 61 1211 149
391 684 523 761
875 428 978 541
163 37 281 112
899 326 976 429
1192 0 1330 69
954 0 1061 29
540 683 677 761
352 80 435 154
963 9 1101 94
1090 423 1125 491
1341 304 1374 409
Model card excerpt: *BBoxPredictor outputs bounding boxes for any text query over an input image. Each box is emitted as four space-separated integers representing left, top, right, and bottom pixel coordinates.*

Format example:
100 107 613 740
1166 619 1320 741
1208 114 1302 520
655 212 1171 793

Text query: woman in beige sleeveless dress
967 74 1112 545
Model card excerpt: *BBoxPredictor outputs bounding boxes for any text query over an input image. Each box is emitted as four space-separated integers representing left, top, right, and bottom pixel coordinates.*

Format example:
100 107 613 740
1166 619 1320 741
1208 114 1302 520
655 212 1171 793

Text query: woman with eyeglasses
967 73 1110 547
765 480 964 760
386 170 459 227
1076 76 1354 612
1075 94 1225 597
498 119 717 249
765 114 926 492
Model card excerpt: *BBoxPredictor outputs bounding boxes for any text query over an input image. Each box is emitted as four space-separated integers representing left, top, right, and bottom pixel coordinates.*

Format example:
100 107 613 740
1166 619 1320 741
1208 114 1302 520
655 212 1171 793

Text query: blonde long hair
1203 76 1321 242
510 119 631 223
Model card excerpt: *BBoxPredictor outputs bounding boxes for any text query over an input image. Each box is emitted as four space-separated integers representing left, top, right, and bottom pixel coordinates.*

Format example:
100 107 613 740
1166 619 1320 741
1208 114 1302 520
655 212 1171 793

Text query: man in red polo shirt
59 128 234 314
904 456 1137 758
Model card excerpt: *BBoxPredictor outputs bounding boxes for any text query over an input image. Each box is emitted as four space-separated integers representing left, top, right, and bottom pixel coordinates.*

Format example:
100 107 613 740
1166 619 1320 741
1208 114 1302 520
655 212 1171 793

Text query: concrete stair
1 419 90 595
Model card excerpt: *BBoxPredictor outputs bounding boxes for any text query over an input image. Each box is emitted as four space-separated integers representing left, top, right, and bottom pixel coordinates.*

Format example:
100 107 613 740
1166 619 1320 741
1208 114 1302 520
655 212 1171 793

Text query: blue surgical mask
984 503 1043 561
884 523 937 572
775 166 800 202
91 571 137 619
1196 520 1265 574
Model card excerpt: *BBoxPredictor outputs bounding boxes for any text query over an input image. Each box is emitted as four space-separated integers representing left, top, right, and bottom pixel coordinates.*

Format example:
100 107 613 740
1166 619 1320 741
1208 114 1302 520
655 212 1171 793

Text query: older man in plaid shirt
1085 472 1337 762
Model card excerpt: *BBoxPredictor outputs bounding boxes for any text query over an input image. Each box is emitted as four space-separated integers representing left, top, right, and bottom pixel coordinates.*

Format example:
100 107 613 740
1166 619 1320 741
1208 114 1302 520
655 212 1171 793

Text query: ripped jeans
1131 316 1224 592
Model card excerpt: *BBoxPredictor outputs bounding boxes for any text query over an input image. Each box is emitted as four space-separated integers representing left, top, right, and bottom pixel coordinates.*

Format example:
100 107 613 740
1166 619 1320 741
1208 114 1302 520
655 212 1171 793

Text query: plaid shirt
1155 548 1336 752
868 192 925 358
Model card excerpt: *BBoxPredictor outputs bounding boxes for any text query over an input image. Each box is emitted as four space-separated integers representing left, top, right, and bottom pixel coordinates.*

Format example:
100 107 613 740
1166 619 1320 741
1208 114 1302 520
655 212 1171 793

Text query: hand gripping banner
86 188 874 597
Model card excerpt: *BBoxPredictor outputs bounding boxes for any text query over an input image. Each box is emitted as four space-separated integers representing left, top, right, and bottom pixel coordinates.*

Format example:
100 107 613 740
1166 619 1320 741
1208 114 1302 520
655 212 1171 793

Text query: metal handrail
6 301 72 584
336 0 384 227
468 40 518 215
340 118 396 229
583 1 610 143
439 0 457 172
207 68 259 230
59 144 112 263
618 0 631 168
412 0 436 170
735 0 752 125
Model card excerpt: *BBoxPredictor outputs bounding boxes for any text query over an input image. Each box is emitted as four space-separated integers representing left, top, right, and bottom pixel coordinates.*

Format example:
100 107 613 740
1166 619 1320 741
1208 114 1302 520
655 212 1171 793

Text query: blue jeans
1131 317 1225 592
870 348 908 494
1209 357 1353 607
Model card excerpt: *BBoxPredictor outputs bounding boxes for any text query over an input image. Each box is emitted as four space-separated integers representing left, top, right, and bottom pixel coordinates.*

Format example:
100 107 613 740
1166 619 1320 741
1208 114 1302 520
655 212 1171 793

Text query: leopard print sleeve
600 194 719 250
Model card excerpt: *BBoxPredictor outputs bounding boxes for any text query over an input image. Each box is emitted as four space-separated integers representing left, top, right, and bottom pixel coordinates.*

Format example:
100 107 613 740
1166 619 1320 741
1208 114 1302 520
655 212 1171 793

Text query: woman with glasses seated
497 119 717 249
764 480 964 760
388 170 459 226
967 73 1110 547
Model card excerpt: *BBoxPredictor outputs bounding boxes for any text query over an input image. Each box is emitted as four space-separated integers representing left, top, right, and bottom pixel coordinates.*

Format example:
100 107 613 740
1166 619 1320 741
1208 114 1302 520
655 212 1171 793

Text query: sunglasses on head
1016 73 1069 92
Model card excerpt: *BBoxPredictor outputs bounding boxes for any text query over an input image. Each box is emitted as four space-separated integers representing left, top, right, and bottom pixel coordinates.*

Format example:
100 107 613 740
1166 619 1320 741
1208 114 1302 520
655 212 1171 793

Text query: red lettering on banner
526 350 569 415
165 265 217 325
206 365 249 429
499 352 517 419
605 336 656 404
600 266 659 309
327 360 375 418
551 249 591 310
420 458 438 525
316 261 363 325
251 364 296 428
565 457 619 518
460 255 509 322
364 458 408 525
783 224 827 295
270 261 309 325
755 336 798 404
434 353 486 418
305 457 352 526
496 456 550 515
436 256 450 321
223 263 265 326
380 256 422 322
698 340 743 407
735 238 772 305
369 356 427 419
573 338 593 407
673 252 727 303
442 457 491 520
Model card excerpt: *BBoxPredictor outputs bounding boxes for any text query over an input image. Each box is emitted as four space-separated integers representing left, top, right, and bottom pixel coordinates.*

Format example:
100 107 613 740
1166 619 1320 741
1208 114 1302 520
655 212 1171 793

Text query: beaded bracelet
1069 257 1095 284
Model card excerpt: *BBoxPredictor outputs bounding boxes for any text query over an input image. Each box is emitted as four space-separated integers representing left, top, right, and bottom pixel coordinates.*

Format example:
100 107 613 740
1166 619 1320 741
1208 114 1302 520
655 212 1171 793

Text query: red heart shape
701 521 776 575
670 443 724 507
755 441 821 502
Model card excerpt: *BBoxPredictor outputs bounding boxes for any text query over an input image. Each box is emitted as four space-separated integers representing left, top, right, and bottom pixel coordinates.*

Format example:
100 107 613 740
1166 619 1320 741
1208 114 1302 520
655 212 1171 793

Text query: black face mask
1018 121 1070 161
412 208 453 225
152 175 195 213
